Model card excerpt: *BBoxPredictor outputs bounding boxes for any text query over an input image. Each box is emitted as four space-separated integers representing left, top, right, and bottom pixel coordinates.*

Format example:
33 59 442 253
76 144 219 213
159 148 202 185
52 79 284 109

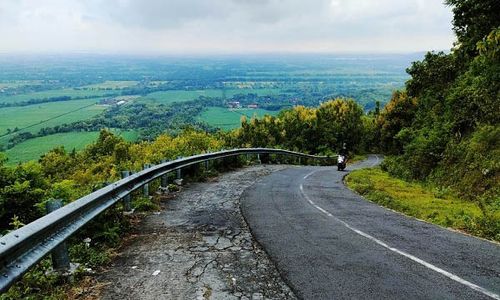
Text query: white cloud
0 0 455 54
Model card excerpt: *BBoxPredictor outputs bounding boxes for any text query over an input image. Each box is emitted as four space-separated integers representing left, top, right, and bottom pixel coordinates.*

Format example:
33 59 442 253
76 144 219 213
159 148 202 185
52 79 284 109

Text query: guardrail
0 148 332 292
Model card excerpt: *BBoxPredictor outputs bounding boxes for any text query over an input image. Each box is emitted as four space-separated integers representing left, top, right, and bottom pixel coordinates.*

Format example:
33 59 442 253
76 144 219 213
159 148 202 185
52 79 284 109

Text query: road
241 155 500 299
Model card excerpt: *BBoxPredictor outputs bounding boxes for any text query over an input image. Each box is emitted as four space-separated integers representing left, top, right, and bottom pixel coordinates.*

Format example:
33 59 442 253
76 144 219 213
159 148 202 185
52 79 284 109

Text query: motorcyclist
339 143 348 161
337 143 348 171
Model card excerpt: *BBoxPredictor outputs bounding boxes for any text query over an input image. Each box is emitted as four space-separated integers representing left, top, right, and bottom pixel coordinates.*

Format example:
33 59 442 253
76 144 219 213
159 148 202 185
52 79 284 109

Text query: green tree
446 0 500 60
377 91 418 154
315 98 364 153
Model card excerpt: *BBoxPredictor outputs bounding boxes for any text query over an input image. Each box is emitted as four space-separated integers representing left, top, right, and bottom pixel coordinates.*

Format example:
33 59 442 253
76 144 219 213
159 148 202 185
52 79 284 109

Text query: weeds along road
241 155 500 300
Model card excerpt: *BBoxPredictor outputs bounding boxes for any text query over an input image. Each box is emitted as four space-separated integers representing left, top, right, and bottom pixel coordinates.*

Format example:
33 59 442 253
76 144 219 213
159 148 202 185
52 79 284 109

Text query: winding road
241 155 500 299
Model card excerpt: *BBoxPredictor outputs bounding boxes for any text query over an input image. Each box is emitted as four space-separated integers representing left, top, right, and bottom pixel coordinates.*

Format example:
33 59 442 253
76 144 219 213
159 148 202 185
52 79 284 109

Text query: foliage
430 125 499 208
0 161 49 230
379 22 499 206
168 183 180 192
445 0 500 61
0 259 65 300
133 196 160 212
0 128 224 233
233 98 370 154
69 242 111 269
376 91 418 154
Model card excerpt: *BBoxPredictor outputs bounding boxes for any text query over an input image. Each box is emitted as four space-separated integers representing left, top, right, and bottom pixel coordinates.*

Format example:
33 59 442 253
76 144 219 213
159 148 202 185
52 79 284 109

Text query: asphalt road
241 155 500 300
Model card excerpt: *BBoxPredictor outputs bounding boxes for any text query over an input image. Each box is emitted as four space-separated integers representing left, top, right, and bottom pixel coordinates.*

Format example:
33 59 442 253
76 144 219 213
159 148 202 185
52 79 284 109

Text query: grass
0 88 114 105
5 132 101 164
0 99 106 138
119 130 139 142
197 107 280 130
5 129 138 164
344 167 499 240
138 88 284 105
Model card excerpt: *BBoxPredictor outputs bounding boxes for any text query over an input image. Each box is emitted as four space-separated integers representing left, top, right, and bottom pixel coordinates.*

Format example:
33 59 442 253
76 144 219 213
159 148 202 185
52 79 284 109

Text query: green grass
0 88 114 105
138 88 284 105
118 129 139 142
5 129 138 164
197 107 280 130
5 132 101 164
0 99 106 138
345 167 500 241
81 80 139 89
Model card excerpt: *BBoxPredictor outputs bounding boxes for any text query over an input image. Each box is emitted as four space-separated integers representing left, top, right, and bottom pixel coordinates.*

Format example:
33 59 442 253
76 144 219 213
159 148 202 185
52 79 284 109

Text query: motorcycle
337 155 347 171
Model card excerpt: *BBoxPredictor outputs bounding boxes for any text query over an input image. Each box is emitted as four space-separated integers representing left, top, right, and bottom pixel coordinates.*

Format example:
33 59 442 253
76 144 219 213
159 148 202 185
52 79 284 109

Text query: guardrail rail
0 148 332 292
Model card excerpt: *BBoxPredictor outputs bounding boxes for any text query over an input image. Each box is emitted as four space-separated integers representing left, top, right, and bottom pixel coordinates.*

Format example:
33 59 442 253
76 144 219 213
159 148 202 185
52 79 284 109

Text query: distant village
227 101 258 109
99 95 139 106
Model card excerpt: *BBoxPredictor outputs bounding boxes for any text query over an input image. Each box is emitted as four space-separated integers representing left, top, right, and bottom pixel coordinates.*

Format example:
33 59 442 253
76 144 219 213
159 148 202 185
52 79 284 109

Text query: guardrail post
161 160 168 188
121 171 132 211
176 157 182 179
143 164 150 197
45 199 71 272
257 154 261 164
204 160 209 171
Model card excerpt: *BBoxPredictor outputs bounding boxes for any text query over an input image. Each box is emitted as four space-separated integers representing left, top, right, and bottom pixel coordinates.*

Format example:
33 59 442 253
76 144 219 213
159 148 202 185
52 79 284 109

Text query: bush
0 260 65 300
168 183 180 192
133 196 160 212
70 242 111 269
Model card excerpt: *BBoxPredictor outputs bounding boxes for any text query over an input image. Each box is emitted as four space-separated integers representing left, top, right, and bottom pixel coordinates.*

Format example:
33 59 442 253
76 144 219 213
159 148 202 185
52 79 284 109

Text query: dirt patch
97 165 296 300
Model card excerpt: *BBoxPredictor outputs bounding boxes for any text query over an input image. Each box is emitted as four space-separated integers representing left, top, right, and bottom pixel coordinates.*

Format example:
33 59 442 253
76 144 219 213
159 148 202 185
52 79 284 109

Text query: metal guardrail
0 148 331 292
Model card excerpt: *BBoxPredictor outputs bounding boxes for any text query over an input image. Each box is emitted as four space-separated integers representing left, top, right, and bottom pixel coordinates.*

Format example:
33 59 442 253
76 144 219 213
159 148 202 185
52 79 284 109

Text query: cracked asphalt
98 165 296 300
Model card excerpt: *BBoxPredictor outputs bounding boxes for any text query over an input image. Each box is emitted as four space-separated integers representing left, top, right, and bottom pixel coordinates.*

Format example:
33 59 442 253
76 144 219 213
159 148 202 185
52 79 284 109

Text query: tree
446 0 500 60
377 91 418 154
315 98 364 153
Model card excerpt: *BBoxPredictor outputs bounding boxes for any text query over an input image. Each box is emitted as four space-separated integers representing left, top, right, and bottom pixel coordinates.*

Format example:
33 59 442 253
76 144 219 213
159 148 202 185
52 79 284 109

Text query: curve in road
241 155 500 299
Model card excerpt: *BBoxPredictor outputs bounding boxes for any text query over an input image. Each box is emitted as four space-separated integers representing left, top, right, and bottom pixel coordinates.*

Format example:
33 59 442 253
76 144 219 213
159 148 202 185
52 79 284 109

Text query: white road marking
299 169 500 300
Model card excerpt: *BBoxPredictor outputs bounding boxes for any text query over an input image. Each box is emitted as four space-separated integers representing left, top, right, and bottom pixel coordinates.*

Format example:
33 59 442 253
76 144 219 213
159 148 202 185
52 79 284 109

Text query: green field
0 88 115 105
138 88 284 105
5 130 138 164
197 107 280 130
81 80 139 89
0 80 44 89
0 99 106 138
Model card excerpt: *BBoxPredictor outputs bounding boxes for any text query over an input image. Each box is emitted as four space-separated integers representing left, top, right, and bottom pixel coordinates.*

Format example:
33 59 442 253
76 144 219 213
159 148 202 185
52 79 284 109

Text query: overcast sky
0 0 455 55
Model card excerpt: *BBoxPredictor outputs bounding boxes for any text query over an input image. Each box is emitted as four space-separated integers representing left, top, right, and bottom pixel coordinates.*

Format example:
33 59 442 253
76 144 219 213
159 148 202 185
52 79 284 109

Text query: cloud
0 0 455 54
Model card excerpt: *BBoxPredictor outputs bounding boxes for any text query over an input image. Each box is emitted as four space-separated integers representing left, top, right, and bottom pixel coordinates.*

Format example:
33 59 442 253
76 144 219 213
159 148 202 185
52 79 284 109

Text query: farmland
137 88 284 105
0 53 415 163
0 98 106 137
0 88 115 105
5 130 138 165
0 80 44 89
81 80 139 89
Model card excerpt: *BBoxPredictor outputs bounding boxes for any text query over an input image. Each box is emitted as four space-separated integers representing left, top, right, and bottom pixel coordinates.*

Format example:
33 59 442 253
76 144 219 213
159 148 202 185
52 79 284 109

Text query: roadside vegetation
371 0 499 240
346 168 498 241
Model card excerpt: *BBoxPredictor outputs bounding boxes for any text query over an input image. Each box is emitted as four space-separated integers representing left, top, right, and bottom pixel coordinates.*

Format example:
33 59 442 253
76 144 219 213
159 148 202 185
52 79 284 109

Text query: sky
0 0 455 55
